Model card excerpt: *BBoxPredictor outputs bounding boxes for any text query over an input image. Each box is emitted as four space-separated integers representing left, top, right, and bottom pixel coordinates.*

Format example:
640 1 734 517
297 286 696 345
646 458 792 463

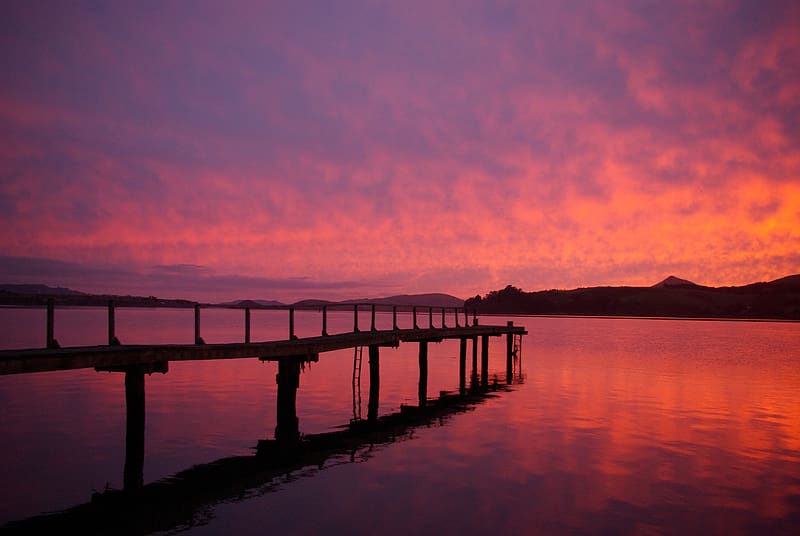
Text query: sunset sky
1 1 798 302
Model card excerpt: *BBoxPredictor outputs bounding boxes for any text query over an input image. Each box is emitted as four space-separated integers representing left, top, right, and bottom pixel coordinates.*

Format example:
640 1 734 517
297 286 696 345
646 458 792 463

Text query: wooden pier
0 302 526 495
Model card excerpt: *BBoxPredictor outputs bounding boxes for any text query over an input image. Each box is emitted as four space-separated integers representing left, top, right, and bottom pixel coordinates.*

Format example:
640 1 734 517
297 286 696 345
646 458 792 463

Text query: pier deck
0 324 527 375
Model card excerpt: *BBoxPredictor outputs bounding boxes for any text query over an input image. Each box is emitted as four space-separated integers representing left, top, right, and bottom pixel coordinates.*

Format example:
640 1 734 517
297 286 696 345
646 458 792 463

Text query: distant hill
465 276 800 320
0 284 86 296
0 284 197 307
339 293 464 308
219 299 286 308
652 275 702 288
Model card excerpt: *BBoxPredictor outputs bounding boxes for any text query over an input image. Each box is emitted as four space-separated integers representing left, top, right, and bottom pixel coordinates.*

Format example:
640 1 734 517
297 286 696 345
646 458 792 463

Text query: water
1 309 799 534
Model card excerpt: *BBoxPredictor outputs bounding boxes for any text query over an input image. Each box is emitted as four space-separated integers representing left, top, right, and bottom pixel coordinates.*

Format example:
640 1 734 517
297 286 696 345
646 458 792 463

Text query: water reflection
3 386 512 535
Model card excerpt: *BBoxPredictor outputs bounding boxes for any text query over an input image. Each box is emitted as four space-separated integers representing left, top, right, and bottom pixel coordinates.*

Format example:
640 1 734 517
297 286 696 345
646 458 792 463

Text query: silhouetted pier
0 301 526 507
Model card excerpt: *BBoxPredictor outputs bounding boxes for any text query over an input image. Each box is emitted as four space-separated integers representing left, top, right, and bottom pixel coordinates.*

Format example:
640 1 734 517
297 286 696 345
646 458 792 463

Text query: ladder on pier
352 346 363 421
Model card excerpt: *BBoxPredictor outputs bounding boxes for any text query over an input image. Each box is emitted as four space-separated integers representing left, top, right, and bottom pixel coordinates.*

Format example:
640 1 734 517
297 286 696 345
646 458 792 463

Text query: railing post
108 300 120 345
46 298 59 349
464 307 468 327
429 306 433 329
392 305 398 330
441 307 446 328
473 309 478 326
322 305 328 336
194 304 204 344
353 304 359 332
413 307 418 330
289 307 296 339
245 307 251 344
371 304 376 331
455 307 460 327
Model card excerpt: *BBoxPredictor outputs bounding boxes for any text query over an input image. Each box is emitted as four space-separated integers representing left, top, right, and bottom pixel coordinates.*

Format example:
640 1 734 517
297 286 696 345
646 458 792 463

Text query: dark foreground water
1 309 799 534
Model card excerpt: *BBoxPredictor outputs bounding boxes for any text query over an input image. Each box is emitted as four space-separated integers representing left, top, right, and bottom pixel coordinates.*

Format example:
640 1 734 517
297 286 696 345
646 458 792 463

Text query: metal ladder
352 346 363 421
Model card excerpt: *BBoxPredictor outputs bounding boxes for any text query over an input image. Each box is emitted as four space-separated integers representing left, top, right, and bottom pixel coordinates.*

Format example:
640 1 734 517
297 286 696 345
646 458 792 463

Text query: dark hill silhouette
652 275 702 288
466 275 800 319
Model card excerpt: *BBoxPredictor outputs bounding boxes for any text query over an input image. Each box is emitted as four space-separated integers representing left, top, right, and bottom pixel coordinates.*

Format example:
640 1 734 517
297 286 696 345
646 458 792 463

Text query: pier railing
37 298 480 349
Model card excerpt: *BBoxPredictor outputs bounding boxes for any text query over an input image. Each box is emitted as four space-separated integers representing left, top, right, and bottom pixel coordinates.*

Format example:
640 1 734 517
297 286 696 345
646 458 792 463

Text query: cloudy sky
1 1 798 302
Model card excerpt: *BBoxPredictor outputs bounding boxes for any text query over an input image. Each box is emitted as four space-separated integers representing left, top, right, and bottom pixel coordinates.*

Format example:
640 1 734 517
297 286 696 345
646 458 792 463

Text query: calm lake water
1 308 799 534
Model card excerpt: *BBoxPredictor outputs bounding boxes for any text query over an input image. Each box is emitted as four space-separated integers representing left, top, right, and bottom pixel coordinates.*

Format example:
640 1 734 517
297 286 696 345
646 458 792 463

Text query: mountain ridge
465 275 800 319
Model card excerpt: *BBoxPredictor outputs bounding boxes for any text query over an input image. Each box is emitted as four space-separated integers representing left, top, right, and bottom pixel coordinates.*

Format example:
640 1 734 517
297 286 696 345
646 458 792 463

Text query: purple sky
1 1 799 302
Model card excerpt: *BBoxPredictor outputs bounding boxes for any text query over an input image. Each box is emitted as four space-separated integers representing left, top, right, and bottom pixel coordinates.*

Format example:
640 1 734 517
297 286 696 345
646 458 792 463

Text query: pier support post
46 298 59 349
481 335 489 387
108 300 120 345
275 358 301 443
354 305 359 332
245 308 251 344
368 345 380 422
124 367 145 490
413 307 418 329
459 338 467 395
418 341 428 407
194 304 205 344
429 307 433 329
322 305 328 336
371 304 376 331
392 306 398 331
471 336 478 388
506 321 514 383
289 308 296 339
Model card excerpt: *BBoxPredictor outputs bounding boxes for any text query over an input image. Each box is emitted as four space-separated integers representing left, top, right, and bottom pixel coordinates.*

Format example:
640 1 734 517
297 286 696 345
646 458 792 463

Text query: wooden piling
471 335 478 387
353 305 360 332
275 358 301 443
322 305 328 336
413 307 418 329
418 341 428 407
459 338 467 395
368 345 380 421
289 307 296 339
124 367 145 490
244 308 251 344
506 321 514 383
392 306 398 331
481 335 489 387
429 307 433 329
371 304 376 331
